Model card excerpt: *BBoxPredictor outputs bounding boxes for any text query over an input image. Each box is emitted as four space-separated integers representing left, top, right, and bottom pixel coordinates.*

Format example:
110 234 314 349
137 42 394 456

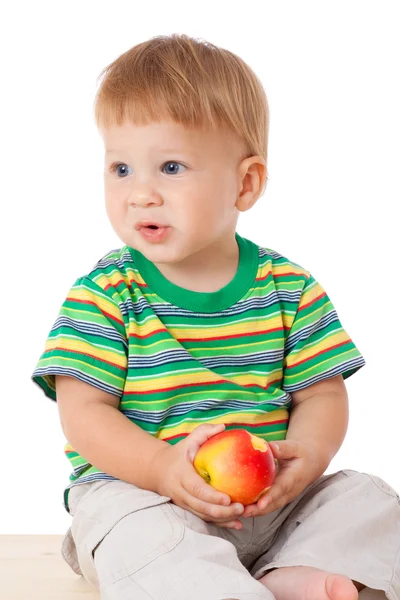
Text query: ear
235 156 268 212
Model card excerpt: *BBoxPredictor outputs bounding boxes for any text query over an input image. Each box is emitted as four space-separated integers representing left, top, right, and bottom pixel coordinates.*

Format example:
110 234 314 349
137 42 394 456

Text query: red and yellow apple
193 428 276 505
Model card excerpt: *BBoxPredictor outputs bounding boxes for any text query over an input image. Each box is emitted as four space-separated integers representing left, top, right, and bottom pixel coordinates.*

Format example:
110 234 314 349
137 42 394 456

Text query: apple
193 428 276 505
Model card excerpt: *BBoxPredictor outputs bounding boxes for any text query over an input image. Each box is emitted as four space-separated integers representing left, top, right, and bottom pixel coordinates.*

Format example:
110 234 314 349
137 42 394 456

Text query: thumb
270 439 302 460
186 423 226 462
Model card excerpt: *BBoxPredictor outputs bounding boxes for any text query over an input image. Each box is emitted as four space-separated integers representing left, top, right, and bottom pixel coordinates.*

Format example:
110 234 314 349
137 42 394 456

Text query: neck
154 233 239 293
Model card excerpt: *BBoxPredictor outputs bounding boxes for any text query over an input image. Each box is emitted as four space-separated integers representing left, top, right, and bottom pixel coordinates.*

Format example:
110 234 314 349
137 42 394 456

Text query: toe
325 574 359 600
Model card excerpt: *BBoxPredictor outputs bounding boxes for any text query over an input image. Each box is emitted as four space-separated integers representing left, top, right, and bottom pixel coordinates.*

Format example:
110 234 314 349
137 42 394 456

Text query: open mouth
136 222 169 242
136 222 166 230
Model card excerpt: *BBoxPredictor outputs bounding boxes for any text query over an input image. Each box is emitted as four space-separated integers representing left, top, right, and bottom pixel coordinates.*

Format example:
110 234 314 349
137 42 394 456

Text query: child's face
102 119 262 266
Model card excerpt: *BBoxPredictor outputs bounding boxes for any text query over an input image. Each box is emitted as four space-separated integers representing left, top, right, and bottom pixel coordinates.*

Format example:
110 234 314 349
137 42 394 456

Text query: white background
1 1 399 534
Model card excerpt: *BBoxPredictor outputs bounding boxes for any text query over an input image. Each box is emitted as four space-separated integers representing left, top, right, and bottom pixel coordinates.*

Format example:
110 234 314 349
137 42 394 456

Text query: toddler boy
32 34 400 600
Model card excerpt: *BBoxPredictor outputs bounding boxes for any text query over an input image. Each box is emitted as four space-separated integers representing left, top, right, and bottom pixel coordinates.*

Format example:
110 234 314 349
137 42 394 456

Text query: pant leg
360 590 388 600
250 470 400 600
62 479 273 600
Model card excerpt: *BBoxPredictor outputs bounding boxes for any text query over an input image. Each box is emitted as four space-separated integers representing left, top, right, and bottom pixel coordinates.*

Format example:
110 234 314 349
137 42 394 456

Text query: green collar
129 232 259 313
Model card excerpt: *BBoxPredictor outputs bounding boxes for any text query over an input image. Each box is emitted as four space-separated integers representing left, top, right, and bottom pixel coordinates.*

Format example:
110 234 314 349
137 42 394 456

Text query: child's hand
152 423 245 529
241 439 325 518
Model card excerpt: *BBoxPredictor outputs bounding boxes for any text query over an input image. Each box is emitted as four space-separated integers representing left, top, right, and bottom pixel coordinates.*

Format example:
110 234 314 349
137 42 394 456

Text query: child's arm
242 374 348 518
56 375 244 528
283 373 349 469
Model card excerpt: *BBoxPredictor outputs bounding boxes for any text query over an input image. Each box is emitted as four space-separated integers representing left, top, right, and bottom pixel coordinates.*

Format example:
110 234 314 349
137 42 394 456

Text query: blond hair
94 34 269 164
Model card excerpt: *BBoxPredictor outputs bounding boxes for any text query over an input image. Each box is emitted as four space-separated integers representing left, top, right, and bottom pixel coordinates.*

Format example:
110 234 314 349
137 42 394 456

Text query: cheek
189 176 231 214
106 201 125 233
105 195 125 227
205 171 237 211
181 199 218 226
104 196 114 220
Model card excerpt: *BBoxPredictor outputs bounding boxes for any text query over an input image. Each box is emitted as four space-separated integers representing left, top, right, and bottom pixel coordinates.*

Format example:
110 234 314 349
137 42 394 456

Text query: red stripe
104 278 137 292
47 347 125 371
124 379 230 394
129 328 167 339
275 271 309 279
255 269 272 282
177 327 285 343
123 376 283 395
163 420 288 442
298 291 326 312
125 382 233 395
129 325 288 341
67 297 124 326
287 339 349 369
132 278 149 288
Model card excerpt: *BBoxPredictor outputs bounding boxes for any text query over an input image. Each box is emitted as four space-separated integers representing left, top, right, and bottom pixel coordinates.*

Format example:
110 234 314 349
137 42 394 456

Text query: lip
135 221 168 230
135 221 170 244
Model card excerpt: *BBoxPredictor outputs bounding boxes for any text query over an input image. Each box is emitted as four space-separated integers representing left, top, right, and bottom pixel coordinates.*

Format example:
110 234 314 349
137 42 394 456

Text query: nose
128 184 163 208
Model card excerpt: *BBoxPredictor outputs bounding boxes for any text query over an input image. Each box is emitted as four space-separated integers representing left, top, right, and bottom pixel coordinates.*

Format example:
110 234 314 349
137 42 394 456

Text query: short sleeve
31 276 128 401
282 273 365 392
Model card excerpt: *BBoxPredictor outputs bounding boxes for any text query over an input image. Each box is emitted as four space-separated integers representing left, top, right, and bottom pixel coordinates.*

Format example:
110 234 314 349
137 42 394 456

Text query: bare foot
259 566 362 600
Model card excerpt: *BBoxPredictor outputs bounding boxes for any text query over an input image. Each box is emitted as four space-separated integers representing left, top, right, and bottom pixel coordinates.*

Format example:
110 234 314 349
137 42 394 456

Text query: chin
136 242 185 265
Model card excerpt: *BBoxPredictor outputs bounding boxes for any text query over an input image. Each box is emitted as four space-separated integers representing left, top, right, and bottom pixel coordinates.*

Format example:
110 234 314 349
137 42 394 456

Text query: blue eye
162 162 186 175
110 161 186 177
113 163 132 178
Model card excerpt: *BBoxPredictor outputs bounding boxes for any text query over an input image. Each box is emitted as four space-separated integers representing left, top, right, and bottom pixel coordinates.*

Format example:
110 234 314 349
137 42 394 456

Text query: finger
216 519 243 530
256 474 294 511
259 492 289 514
187 506 243 529
186 423 226 461
181 488 244 521
270 440 302 460
241 504 261 518
188 506 243 529
194 498 243 520
242 491 284 518
183 502 244 529
184 471 232 506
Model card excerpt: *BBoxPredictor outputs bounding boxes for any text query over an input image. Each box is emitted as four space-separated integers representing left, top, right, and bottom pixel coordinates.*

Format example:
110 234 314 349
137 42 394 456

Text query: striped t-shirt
31 232 365 513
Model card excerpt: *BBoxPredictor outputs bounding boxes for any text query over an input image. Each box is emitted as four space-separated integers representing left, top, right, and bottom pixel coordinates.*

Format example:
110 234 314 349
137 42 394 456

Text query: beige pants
61 469 400 600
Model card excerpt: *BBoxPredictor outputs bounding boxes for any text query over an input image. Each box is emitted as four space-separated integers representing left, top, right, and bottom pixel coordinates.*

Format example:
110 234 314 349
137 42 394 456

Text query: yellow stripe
45 337 127 368
156 409 289 439
68 287 123 322
125 369 223 391
167 313 281 330
128 314 284 339
64 426 288 454
124 368 277 391
272 263 310 278
123 371 283 406
129 336 284 352
167 315 283 340
95 271 129 290
281 310 295 330
285 330 351 368
284 346 356 381
128 268 147 286
128 317 166 336
96 264 146 287
39 355 126 383
62 306 107 321
288 303 323 331
298 280 325 308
